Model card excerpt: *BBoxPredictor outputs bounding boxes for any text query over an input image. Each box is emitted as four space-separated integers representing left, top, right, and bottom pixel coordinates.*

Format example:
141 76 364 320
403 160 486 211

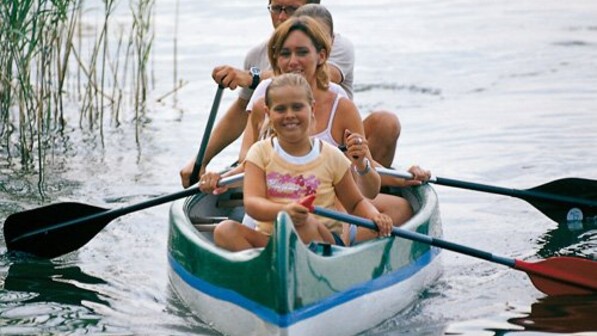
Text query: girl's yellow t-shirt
245 138 350 234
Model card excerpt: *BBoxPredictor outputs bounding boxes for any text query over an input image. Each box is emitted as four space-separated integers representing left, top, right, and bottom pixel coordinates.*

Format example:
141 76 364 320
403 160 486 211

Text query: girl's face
266 85 314 143
276 30 325 81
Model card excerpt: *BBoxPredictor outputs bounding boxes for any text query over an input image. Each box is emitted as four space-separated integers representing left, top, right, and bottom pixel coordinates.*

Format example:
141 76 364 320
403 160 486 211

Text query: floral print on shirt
266 172 320 200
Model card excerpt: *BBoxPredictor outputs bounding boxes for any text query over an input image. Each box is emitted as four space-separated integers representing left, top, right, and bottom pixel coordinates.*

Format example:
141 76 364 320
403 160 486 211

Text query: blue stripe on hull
169 247 440 328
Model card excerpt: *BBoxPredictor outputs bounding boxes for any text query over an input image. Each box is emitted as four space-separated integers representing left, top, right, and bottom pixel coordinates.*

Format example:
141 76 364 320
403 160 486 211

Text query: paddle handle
190 85 225 186
310 205 515 268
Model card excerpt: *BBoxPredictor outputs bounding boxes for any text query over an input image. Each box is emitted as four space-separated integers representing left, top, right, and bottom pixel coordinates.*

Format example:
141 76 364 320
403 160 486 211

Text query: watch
249 67 261 90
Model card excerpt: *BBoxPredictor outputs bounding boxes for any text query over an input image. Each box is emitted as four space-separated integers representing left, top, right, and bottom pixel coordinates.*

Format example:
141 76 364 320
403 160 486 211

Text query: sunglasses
267 5 300 15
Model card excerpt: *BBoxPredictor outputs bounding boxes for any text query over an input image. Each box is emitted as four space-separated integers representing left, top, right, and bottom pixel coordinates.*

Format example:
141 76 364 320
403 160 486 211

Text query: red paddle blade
515 257 597 295
299 195 316 211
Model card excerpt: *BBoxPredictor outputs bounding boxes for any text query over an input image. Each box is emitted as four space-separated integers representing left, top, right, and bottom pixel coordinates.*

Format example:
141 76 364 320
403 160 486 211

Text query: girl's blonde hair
268 16 331 91
260 73 315 139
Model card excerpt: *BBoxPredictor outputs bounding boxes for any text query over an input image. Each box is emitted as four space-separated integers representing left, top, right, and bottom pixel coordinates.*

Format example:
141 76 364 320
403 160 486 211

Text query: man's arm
327 64 343 86
329 34 355 98
180 98 249 187
202 97 249 168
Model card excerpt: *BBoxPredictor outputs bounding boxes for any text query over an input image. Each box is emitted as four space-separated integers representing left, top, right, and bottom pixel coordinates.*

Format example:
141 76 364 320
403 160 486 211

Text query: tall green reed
0 0 156 195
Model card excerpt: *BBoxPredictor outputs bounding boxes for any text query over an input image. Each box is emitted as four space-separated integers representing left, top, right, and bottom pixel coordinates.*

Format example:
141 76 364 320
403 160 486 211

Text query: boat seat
191 216 228 232
216 191 244 208
308 241 350 256
216 199 244 208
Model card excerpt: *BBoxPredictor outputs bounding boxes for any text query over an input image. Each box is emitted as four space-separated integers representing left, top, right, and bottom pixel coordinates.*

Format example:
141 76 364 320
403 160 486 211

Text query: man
180 0 400 187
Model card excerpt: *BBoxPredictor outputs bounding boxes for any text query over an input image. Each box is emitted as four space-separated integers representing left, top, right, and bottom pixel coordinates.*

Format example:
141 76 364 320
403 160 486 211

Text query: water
1 0 597 334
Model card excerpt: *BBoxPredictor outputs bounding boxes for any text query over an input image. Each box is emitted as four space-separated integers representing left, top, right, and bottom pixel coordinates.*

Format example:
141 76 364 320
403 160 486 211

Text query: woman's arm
343 130 380 199
334 99 381 198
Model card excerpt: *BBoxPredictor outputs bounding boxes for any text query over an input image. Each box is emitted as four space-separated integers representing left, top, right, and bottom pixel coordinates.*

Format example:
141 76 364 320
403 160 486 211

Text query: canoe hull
168 185 442 335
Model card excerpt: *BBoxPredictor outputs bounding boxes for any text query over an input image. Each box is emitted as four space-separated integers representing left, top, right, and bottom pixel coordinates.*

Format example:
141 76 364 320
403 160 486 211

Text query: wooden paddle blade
4 202 111 259
526 178 597 225
515 257 597 296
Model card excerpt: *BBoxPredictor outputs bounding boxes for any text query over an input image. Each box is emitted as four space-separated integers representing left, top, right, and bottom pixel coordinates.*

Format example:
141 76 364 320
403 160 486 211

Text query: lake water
1 0 596 335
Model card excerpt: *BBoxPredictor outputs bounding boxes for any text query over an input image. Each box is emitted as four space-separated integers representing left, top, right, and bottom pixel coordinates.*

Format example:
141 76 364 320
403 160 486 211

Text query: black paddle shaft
189 85 224 186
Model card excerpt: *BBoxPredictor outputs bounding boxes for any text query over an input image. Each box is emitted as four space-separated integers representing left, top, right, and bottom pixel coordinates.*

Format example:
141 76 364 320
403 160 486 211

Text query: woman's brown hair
268 16 331 91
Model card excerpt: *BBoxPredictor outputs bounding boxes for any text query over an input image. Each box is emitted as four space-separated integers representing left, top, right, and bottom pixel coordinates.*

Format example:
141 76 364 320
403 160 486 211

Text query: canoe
167 184 443 336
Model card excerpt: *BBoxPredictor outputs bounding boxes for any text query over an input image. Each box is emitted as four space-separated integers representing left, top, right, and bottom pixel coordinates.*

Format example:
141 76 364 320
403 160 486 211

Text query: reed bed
0 0 156 193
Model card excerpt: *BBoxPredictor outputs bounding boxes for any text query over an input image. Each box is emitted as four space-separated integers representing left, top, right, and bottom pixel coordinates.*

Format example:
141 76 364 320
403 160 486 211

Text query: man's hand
180 158 205 188
212 66 251 90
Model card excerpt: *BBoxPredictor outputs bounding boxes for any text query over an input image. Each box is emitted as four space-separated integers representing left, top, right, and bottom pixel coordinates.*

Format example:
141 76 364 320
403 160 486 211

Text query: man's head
268 0 321 28
294 4 333 38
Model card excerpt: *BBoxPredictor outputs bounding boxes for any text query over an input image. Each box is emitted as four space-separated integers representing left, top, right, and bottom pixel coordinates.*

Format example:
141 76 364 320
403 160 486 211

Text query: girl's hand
283 202 309 227
198 171 228 195
372 213 393 237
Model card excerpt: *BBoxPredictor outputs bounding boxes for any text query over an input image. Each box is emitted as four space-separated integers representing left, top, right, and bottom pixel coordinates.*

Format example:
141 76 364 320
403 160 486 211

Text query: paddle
377 167 597 225
299 195 596 296
3 174 244 259
189 85 225 186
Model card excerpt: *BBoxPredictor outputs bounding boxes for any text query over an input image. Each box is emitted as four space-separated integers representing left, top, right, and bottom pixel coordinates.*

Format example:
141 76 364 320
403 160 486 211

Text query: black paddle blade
4 202 111 259
526 178 597 226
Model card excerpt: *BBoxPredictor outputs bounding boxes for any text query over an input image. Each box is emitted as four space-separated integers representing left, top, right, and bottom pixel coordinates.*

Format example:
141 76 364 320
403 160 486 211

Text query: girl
199 73 393 251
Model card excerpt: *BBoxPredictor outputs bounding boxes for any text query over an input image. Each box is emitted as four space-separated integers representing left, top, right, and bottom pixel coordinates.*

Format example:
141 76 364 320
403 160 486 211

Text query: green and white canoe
168 184 443 336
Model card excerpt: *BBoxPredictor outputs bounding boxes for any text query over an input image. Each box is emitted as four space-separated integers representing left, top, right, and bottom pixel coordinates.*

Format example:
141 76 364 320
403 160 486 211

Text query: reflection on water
2 258 108 306
0 256 110 334
536 224 597 260
508 295 597 333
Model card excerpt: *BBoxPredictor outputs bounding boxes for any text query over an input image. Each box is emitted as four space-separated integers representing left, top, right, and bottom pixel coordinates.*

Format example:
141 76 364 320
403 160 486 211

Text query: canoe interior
184 185 422 247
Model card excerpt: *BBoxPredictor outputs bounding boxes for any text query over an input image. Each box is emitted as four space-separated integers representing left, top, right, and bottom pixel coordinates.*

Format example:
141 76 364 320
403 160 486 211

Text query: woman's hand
403 165 431 186
343 129 369 171
198 171 229 195
372 213 393 237
381 164 432 188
